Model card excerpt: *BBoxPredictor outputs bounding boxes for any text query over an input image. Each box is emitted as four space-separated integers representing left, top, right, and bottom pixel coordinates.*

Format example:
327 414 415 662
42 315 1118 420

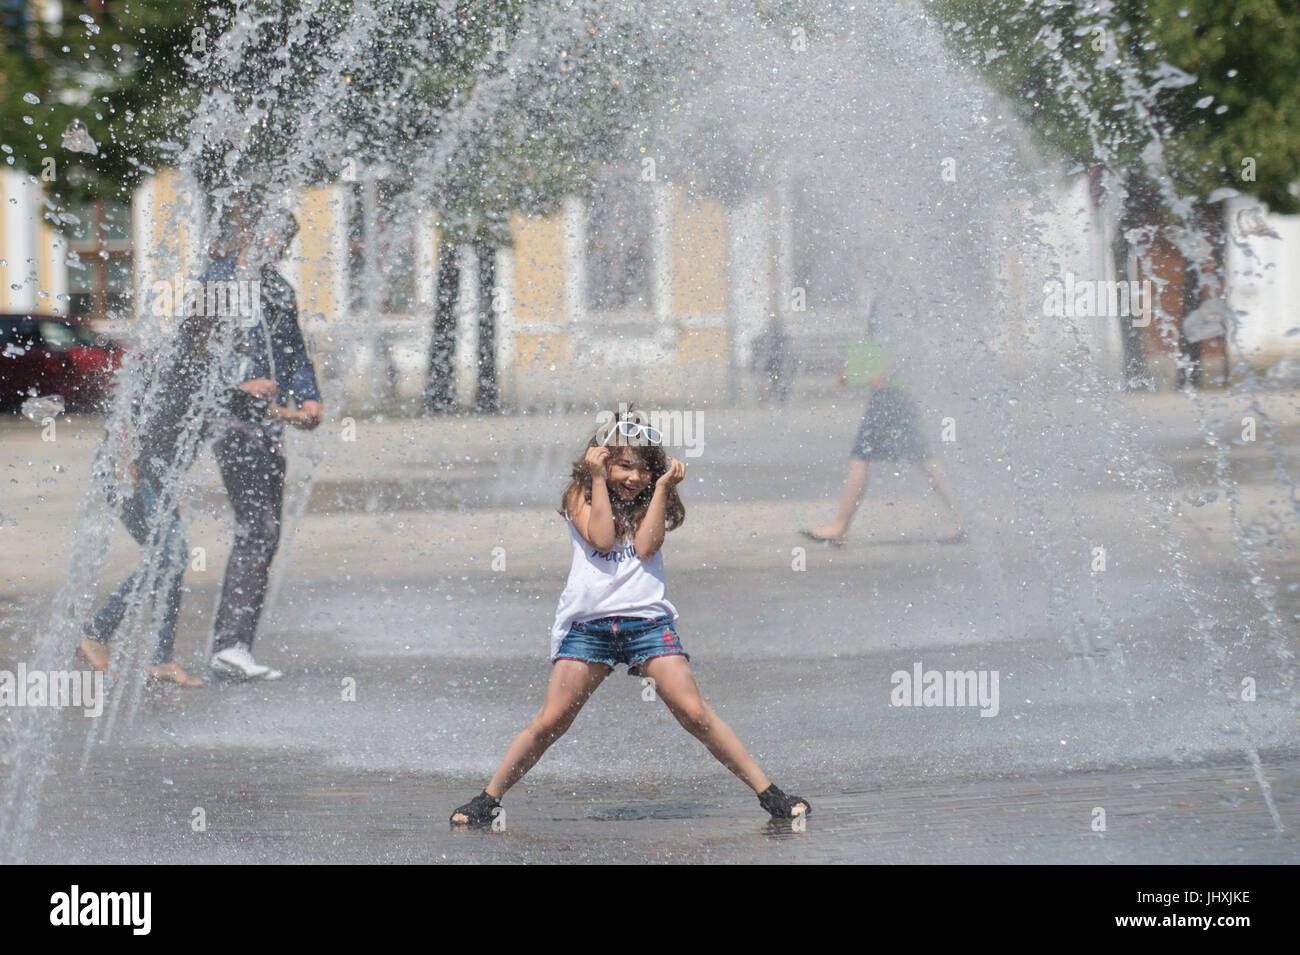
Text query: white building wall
1224 198 1300 370
1 170 39 312
1012 174 1127 381
494 245 515 407
453 243 479 409
727 193 770 388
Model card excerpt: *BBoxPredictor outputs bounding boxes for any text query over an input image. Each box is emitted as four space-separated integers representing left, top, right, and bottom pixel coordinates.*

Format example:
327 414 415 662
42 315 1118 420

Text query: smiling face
607 446 653 501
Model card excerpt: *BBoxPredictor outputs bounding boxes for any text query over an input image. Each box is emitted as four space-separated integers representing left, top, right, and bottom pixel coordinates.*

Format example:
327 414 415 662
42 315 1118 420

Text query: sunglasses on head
600 419 663 447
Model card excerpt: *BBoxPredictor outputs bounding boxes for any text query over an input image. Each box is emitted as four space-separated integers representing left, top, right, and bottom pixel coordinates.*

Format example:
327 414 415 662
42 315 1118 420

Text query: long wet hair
557 403 686 542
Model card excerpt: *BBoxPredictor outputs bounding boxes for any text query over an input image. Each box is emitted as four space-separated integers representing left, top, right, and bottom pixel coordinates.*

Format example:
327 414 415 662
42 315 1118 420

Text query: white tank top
550 510 678 660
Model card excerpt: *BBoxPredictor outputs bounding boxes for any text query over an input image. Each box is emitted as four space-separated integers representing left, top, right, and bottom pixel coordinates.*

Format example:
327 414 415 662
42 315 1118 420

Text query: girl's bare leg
810 458 870 542
640 655 807 815
452 659 609 822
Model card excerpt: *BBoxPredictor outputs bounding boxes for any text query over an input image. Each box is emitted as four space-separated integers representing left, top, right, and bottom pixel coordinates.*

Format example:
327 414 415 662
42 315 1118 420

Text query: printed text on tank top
590 541 638 562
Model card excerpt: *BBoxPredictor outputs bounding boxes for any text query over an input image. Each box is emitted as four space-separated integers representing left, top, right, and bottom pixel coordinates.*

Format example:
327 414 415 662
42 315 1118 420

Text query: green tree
413 5 675 410
927 0 1300 384
927 0 1299 212
0 1 205 204
3 1 701 409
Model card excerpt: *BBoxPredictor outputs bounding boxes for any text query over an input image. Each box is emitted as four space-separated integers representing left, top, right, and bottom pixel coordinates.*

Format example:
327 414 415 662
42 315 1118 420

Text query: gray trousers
211 418 286 653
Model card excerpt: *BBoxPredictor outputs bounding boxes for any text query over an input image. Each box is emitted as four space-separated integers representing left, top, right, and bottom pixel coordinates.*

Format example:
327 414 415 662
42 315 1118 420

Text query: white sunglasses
600 419 663 446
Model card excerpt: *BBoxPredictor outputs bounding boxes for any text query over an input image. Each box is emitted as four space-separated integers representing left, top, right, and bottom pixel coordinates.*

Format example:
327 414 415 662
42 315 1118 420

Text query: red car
0 314 124 413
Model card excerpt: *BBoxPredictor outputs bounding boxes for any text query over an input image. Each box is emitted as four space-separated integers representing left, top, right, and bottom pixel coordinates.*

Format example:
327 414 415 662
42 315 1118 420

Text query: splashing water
1 0 1294 862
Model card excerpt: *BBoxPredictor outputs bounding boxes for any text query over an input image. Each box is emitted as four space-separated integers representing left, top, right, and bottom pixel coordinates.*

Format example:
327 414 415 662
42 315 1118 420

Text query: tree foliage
926 0 1300 216
1 1 202 204
3 0 686 242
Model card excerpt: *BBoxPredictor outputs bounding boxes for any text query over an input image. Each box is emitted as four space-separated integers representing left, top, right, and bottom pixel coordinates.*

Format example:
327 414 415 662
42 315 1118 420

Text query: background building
2 162 1297 412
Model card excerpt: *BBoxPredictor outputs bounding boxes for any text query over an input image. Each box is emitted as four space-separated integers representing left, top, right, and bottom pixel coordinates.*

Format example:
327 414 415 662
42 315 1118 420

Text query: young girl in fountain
450 405 811 826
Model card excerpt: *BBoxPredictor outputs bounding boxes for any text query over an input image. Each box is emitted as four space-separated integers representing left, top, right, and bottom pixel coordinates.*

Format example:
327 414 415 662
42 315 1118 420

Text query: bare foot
146 662 204 688
800 527 846 546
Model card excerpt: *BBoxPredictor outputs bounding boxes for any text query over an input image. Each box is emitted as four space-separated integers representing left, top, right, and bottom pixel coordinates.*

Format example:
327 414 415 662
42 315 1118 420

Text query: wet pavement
2 392 1297 863
25 743 1300 863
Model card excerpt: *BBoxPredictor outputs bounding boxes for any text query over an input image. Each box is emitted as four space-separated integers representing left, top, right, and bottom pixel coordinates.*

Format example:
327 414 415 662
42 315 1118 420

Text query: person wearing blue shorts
449 406 812 826
802 310 965 546
554 614 687 675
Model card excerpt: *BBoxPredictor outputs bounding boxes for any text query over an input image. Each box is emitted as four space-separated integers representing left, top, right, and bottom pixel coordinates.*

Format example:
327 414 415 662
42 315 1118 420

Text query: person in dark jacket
205 205 324 681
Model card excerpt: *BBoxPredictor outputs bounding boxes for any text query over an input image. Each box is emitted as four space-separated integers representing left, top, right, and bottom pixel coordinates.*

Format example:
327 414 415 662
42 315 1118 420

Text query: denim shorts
554 614 688 676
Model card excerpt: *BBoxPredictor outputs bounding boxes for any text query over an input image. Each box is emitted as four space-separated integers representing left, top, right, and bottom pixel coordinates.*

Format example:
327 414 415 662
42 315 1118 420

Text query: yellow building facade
2 165 823 411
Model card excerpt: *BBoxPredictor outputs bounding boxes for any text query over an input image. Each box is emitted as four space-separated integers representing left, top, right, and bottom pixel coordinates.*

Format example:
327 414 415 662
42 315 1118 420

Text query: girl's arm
633 457 685 560
568 447 617 552
264 402 309 426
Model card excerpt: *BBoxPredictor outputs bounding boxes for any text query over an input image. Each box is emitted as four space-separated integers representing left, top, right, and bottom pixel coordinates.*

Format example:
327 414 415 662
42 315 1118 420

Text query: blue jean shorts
554 615 688 676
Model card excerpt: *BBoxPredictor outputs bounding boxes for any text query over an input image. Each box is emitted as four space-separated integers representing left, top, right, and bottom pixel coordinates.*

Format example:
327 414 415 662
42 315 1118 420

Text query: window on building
585 173 653 315
64 199 133 321
346 177 417 317
377 182 416 315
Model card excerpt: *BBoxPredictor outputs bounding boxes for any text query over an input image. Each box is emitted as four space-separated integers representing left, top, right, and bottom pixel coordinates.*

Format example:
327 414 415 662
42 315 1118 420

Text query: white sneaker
210 645 283 681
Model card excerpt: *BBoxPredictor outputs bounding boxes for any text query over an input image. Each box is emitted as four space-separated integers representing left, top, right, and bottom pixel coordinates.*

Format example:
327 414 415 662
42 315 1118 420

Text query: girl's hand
240 378 278 401
298 399 324 430
657 457 686 489
265 403 309 427
585 446 612 480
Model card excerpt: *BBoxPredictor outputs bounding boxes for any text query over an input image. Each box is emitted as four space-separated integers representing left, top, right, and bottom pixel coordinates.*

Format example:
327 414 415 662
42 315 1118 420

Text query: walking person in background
77 341 209 688
205 202 324 681
800 286 964 546
76 285 263 686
